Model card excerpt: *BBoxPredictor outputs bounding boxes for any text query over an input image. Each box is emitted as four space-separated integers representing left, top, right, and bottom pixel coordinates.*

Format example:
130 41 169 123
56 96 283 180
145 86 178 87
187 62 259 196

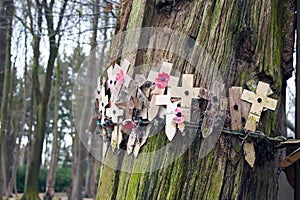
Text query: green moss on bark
20 188 40 200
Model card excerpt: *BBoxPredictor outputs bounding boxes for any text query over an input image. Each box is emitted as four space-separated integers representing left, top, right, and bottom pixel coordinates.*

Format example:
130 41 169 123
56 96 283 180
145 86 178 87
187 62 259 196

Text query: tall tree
83 0 101 198
71 1 101 199
96 0 294 199
6 35 29 197
0 0 13 106
0 0 14 198
21 0 68 199
44 57 61 200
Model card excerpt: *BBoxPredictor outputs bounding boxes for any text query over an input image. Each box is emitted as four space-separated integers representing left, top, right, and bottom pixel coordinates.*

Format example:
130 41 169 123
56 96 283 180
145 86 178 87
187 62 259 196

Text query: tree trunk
70 140 86 200
6 52 28 197
83 0 100 198
84 151 96 198
6 94 21 198
44 57 60 200
0 0 14 198
96 0 294 199
0 0 11 106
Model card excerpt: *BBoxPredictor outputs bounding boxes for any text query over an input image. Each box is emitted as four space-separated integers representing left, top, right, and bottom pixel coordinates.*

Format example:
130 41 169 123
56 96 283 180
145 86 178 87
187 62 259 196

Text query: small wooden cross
106 103 124 123
147 61 179 121
134 74 147 87
106 103 124 151
106 63 120 95
147 61 179 86
155 91 180 141
241 81 278 131
111 59 132 99
98 84 109 124
169 74 200 122
121 59 132 87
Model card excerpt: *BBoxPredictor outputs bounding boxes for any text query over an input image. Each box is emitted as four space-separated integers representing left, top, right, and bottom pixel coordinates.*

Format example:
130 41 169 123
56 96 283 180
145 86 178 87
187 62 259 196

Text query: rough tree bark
96 0 294 199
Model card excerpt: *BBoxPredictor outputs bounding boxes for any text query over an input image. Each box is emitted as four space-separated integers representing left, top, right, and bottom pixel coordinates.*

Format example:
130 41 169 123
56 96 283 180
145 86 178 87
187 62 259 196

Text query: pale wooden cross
134 74 147 87
111 59 132 100
147 61 179 121
120 59 132 87
106 103 124 151
169 74 200 122
241 81 278 131
155 90 180 141
106 63 120 96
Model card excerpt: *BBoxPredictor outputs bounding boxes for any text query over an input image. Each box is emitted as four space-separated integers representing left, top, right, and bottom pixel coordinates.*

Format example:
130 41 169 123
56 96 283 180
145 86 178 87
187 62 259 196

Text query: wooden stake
106 103 124 151
155 91 180 141
229 87 246 130
98 84 109 124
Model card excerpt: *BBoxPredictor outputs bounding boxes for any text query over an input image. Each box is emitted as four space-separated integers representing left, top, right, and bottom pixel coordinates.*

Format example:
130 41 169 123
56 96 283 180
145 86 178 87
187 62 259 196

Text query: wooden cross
106 63 120 95
169 74 200 122
98 84 109 124
147 61 179 86
111 59 132 100
134 74 147 87
106 103 124 151
155 91 180 141
241 81 278 131
121 59 132 87
147 61 179 121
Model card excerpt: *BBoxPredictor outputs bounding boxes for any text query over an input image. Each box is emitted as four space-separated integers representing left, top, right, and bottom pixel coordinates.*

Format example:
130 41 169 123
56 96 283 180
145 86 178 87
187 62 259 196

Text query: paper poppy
173 107 185 124
155 72 170 89
122 119 136 130
116 69 125 84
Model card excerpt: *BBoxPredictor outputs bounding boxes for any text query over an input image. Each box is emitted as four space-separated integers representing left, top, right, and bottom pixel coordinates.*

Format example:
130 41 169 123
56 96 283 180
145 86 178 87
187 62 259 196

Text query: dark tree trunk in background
0 0 12 106
44 58 61 200
0 0 14 199
70 140 86 200
96 0 294 199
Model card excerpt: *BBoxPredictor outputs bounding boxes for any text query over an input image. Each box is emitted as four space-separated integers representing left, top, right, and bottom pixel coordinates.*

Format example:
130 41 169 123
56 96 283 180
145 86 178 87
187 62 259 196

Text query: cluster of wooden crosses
94 59 278 161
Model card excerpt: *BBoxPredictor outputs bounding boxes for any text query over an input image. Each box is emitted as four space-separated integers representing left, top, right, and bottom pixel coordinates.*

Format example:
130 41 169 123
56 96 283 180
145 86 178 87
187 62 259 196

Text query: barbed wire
184 121 291 143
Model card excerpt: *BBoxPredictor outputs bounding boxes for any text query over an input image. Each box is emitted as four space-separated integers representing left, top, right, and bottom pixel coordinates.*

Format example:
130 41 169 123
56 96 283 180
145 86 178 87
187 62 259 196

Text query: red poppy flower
122 119 136 130
155 72 170 89
173 107 185 124
116 69 124 84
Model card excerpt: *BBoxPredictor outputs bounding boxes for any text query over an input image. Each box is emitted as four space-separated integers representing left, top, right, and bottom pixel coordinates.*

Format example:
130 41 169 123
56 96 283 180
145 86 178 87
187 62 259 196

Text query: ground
8 193 94 200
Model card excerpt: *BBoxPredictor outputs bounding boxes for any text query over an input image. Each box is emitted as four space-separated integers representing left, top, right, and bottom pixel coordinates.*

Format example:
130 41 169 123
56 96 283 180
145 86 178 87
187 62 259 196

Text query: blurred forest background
0 0 119 199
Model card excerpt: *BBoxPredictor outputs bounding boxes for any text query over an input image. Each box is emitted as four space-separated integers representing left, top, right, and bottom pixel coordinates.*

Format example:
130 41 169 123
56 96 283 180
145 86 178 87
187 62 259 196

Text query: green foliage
16 165 26 193
54 167 72 192
15 165 72 193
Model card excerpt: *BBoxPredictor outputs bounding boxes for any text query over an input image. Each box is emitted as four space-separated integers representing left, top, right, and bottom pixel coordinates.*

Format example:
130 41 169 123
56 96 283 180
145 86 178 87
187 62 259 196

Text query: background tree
43 56 61 200
96 0 294 199
0 0 14 198
21 0 68 199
